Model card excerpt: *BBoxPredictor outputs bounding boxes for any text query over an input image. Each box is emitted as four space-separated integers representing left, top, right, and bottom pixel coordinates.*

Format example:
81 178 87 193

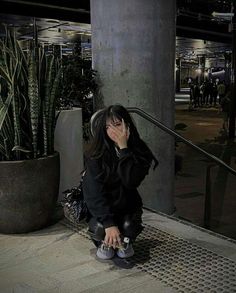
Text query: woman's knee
88 218 105 241
121 214 143 240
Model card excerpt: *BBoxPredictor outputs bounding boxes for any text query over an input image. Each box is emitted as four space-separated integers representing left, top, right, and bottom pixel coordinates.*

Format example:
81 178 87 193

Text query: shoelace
101 243 112 251
101 243 127 252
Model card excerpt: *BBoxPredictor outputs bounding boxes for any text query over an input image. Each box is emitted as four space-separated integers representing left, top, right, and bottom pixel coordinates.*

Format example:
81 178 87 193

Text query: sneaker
96 244 115 260
116 244 134 258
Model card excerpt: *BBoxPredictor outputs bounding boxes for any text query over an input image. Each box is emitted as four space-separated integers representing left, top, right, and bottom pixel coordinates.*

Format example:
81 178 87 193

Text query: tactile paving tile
61 219 90 239
61 219 236 293
133 224 236 293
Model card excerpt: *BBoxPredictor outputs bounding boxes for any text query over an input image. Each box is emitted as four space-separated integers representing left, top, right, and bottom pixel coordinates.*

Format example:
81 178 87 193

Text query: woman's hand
104 226 122 248
108 119 130 149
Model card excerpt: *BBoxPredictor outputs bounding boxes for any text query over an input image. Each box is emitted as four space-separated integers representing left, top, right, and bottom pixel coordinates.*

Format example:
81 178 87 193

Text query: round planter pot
0 152 60 234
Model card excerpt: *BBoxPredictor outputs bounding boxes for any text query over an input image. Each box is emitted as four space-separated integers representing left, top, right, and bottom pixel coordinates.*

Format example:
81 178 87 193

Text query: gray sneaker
116 244 134 258
96 244 115 260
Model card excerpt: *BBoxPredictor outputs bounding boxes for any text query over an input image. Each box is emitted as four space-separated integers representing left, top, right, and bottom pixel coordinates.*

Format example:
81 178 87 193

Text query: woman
83 104 158 260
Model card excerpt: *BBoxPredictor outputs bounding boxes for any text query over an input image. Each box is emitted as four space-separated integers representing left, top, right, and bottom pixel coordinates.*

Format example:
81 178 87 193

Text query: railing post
204 164 216 229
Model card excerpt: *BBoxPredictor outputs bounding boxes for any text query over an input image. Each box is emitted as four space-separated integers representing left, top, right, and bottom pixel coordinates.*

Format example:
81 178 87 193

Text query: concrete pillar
90 0 176 214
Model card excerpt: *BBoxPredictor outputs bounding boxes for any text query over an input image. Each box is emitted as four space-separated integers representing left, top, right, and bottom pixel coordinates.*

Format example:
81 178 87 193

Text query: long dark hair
86 104 158 180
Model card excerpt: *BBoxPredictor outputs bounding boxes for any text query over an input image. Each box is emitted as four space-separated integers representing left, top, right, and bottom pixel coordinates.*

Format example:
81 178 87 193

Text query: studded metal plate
61 219 236 293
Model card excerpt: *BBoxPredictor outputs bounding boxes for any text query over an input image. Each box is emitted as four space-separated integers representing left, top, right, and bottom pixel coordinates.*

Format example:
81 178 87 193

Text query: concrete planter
0 152 60 234
54 108 84 201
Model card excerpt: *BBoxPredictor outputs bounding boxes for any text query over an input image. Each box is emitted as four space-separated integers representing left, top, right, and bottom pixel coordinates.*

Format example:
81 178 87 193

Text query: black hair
86 104 158 181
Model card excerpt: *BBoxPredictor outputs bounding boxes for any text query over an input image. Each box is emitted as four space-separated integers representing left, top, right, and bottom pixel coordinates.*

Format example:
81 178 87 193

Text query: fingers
107 126 121 143
109 120 129 137
104 236 121 248
109 123 122 135
104 235 111 247
122 119 126 135
109 130 119 142
126 126 130 139
104 228 122 248
117 236 122 247
107 120 129 148
122 119 130 139
108 235 122 248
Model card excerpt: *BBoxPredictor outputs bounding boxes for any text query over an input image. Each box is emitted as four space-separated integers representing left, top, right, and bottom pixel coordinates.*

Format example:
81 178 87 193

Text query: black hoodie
82 145 154 228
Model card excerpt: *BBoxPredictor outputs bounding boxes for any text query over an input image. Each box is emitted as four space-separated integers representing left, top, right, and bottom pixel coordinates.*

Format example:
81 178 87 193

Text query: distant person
187 77 192 87
189 82 194 108
217 81 226 105
204 81 210 106
200 82 205 106
211 82 218 107
193 84 200 107
220 87 231 131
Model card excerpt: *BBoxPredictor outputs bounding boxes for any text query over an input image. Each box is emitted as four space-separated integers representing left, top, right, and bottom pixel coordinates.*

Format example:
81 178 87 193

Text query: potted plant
0 28 61 233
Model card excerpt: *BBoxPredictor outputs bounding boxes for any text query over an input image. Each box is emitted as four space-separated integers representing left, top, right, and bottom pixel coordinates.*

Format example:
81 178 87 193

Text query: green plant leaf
0 140 7 157
12 145 32 153
0 93 13 131
0 66 12 85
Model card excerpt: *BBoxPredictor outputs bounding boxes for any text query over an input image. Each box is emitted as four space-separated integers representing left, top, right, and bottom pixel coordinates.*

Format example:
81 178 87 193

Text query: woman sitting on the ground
82 104 158 260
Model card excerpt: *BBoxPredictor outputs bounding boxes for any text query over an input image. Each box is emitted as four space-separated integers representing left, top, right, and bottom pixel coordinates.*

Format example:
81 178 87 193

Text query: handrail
127 107 236 176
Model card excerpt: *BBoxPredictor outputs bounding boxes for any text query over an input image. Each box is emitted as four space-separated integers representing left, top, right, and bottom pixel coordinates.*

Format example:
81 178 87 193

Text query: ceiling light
212 12 234 20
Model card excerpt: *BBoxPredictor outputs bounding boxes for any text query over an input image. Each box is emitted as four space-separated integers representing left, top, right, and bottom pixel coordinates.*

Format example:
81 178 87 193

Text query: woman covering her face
83 104 158 260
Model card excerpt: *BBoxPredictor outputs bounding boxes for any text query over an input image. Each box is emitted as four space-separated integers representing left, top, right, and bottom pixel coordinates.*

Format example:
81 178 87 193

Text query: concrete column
90 0 176 214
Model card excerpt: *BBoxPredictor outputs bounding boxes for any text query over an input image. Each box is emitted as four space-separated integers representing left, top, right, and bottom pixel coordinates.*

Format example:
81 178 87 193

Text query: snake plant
0 28 61 161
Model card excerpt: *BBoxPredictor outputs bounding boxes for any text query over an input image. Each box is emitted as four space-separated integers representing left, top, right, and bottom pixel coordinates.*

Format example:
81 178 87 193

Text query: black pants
88 210 143 247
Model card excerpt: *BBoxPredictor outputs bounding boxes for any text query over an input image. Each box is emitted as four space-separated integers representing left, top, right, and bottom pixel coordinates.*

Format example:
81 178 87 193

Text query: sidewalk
1 209 236 292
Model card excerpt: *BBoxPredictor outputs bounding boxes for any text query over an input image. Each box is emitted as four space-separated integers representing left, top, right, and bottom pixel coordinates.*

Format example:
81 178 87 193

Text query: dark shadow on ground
132 238 163 265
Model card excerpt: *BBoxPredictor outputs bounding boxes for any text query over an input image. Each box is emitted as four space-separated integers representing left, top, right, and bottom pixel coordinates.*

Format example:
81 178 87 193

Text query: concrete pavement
1 209 236 292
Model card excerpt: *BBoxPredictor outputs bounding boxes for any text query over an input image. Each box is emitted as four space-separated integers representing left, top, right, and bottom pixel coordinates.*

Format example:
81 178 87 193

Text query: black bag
61 171 88 224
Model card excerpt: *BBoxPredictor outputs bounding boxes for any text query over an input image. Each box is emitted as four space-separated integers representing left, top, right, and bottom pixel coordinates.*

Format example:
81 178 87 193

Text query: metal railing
127 107 236 228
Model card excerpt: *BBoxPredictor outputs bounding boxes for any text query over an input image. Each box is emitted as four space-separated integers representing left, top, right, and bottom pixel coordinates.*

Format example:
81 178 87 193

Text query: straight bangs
105 108 123 125
105 104 132 126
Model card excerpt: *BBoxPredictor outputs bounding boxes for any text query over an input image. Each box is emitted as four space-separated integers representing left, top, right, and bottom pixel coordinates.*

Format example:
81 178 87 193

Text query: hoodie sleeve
83 158 116 228
117 147 153 189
